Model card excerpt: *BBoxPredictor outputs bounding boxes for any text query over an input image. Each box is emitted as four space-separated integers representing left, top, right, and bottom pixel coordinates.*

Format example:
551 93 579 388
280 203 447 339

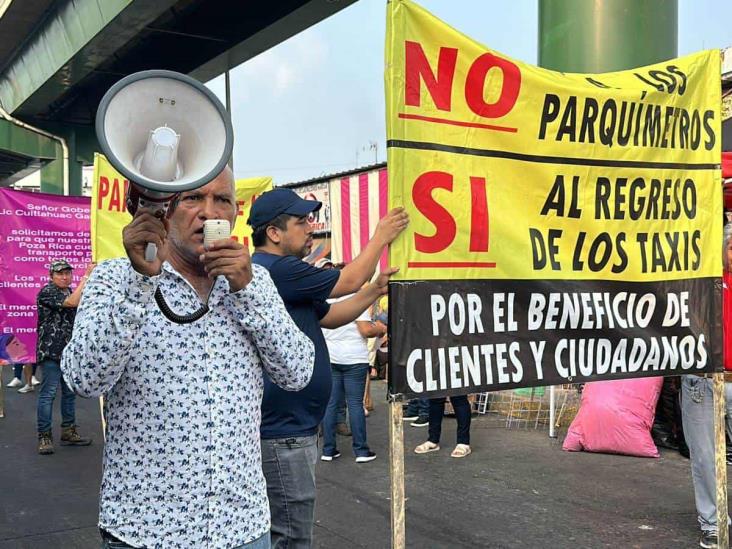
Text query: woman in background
414 394 472 459
680 222 732 549
321 287 386 463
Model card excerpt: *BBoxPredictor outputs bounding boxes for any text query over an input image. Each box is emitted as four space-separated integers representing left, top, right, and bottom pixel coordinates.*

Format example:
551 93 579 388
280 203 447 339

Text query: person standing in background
414 394 473 459
17 364 41 393
36 260 95 455
1 334 39 392
681 222 732 549
321 289 386 463
314 258 350 436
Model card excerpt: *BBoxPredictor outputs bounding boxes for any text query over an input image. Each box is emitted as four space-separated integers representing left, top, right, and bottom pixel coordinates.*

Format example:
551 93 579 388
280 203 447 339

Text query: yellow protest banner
232 176 274 246
90 154 129 262
386 0 721 283
91 153 271 261
384 4 725 548
385 0 722 401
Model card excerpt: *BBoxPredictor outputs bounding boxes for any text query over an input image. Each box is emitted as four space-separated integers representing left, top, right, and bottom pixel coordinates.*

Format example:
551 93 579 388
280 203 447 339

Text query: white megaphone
96 70 234 262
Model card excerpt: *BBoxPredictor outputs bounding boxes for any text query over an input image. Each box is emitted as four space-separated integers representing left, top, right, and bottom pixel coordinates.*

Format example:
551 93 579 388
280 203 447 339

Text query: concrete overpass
0 0 357 194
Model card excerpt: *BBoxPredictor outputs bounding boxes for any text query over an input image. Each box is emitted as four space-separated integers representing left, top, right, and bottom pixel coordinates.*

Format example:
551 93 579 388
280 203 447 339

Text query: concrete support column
539 0 677 73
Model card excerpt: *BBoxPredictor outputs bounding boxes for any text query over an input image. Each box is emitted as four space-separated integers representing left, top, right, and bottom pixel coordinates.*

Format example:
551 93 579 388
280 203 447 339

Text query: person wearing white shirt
61 166 314 549
321 293 386 463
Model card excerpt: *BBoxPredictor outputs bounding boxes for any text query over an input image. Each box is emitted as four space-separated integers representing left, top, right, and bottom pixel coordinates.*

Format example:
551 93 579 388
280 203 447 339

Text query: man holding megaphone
61 71 315 549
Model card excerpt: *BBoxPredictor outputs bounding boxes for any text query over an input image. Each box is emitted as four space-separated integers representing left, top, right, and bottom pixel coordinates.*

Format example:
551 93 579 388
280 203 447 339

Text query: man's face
167 170 237 263
51 269 72 289
272 215 314 259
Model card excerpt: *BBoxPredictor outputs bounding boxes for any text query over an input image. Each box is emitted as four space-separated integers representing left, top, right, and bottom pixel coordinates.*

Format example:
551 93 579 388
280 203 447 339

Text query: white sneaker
31 376 41 386
17 384 34 393
6 378 23 388
355 451 377 463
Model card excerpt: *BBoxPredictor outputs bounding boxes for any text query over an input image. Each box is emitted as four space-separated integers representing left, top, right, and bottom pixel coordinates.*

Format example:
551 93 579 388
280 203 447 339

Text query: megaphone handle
145 242 158 262
134 196 170 263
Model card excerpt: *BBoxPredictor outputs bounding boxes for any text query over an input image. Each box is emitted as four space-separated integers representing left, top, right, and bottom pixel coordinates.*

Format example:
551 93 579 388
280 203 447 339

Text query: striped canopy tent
724 152 732 206
329 166 389 272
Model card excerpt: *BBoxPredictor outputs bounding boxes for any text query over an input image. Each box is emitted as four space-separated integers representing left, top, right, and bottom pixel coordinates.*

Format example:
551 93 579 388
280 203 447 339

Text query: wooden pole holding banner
389 399 406 549
548 386 556 438
713 373 729 549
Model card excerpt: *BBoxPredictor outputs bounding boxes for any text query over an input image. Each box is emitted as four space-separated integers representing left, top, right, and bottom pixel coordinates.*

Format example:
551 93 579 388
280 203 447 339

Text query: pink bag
562 377 663 458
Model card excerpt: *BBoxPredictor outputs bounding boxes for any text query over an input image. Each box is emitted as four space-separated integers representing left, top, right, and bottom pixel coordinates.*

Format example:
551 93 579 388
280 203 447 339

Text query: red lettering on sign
412 172 492 259
108 179 122 211
123 180 130 210
412 171 456 253
465 53 521 118
402 42 521 128
98 177 110 209
237 200 246 217
405 41 458 111
469 177 489 252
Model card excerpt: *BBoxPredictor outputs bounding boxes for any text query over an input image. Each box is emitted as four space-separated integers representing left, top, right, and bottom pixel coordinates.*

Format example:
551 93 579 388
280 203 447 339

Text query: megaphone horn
96 69 234 262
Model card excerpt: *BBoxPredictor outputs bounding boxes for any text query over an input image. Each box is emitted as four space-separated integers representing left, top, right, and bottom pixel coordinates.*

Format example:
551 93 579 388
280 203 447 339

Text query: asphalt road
0 366 712 548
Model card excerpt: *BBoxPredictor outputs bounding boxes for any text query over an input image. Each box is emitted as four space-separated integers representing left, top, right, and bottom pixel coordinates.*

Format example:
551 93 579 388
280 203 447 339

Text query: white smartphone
203 219 232 248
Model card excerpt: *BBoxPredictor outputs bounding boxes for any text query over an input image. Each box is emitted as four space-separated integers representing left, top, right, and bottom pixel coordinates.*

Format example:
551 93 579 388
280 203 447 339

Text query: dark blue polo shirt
252 251 340 439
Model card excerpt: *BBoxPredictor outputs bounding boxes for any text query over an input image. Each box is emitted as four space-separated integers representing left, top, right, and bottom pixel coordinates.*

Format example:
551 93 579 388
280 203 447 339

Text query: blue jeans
261 434 318 549
428 395 471 446
337 394 347 424
680 375 732 533
100 530 271 548
37 359 75 434
323 363 370 457
405 397 429 417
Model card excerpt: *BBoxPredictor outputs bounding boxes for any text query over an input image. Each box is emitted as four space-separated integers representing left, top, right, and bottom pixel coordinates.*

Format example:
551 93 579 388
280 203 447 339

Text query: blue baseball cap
247 188 322 228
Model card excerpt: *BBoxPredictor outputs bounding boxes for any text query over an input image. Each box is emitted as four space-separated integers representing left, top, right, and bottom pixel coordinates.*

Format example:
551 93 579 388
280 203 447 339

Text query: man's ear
266 225 282 244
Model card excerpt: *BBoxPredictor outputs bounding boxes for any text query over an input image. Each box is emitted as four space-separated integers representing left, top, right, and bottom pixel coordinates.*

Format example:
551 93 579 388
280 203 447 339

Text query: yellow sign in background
91 153 272 261
386 0 721 282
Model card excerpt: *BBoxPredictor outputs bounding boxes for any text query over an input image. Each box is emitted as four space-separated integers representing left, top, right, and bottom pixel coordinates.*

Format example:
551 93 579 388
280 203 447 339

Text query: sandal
414 441 440 454
451 444 472 458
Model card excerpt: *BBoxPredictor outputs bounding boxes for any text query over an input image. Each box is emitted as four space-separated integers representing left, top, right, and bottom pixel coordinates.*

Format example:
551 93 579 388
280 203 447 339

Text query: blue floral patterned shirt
61 259 314 549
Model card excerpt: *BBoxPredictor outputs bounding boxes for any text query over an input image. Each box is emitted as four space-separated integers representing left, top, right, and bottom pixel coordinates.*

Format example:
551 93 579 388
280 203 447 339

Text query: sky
205 0 732 186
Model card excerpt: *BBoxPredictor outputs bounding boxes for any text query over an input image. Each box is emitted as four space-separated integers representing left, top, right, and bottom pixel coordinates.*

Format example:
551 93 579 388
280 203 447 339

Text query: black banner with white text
388 278 721 399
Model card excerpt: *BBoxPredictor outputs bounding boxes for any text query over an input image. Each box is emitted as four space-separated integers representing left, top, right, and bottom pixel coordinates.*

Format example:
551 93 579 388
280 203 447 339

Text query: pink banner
0 188 91 365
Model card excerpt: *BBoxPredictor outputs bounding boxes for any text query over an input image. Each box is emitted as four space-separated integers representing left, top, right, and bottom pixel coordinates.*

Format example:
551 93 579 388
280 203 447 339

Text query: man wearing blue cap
248 187 408 549
36 259 95 455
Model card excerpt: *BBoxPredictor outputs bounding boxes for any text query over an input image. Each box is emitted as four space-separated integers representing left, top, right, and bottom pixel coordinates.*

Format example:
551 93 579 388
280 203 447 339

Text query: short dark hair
251 213 292 247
